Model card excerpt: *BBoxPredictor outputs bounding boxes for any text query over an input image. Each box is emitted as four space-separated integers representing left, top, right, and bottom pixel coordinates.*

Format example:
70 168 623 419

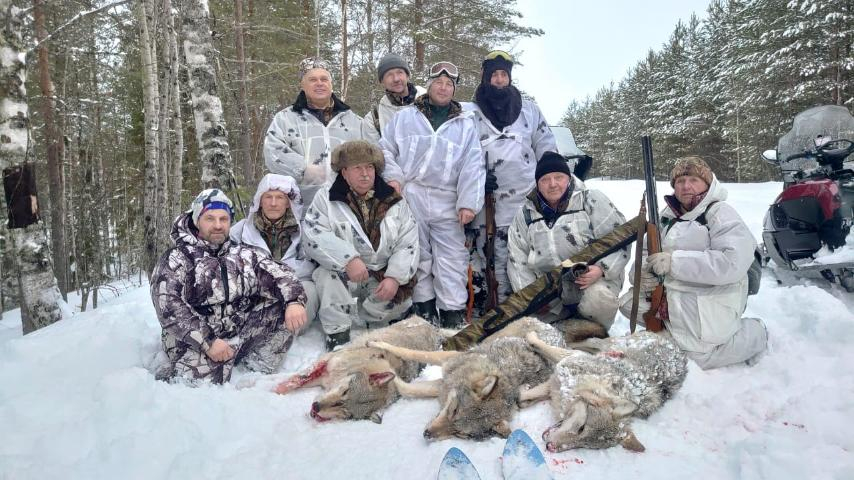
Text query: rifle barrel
641 136 660 244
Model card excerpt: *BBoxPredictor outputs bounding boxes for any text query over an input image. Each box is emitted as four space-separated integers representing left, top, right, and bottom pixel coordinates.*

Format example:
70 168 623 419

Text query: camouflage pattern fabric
151 213 307 384
443 214 644 351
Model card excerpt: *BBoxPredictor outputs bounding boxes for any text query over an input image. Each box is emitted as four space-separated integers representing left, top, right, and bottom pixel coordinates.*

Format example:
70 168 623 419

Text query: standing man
468 50 557 307
151 189 308 384
363 53 426 141
264 57 370 210
303 141 419 350
380 61 485 327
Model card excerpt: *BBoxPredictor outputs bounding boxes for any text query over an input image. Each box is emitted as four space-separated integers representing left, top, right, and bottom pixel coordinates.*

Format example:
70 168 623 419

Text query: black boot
325 329 351 351
439 309 466 329
412 299 438 324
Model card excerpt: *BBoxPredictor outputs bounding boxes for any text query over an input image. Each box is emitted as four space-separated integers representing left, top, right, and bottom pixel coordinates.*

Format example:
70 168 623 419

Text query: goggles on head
428 61 460 81
484 50 514 63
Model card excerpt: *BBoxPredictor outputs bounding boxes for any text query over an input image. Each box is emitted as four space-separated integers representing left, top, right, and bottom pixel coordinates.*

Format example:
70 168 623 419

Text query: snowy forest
562 0 854 182
0 0 852 331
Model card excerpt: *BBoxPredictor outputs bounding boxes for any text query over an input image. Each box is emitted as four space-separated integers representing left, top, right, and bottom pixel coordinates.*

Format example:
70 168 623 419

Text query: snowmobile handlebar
784 139 854 164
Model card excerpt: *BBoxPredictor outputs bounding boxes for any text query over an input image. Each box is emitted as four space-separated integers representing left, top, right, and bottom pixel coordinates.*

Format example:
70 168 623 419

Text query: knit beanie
189 188 234 225
481 55 513 85
535 151 572 181
377 53 410 82
331 140 385 173
670 156 713 186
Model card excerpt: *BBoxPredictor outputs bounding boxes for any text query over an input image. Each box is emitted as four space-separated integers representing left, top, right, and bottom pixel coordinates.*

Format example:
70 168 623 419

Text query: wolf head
422 359 514 441
310 370 396 424
543 387 645 453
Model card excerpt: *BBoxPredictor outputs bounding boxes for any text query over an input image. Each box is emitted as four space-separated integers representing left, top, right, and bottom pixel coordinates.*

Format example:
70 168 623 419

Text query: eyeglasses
484 50 513 62
428 61 459 81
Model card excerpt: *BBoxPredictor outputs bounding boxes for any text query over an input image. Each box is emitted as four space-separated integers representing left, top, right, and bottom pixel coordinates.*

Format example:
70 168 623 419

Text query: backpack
692 201 762 295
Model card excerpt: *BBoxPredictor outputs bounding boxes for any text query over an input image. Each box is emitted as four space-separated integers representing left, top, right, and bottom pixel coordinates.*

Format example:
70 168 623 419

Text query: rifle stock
641 136 665 332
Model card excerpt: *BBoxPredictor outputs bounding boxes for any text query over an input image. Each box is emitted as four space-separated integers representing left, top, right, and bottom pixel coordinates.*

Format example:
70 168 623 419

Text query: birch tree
1 0 65 333
181 0 235 191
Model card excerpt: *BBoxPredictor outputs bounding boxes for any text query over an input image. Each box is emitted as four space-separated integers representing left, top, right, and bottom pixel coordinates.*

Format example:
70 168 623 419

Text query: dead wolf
273 316 444 423
521 330 688 452
366 317 566 440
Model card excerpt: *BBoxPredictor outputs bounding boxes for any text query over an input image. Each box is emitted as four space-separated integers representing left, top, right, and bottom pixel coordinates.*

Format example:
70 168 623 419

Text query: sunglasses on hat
484 50 514 62
428 61 460 81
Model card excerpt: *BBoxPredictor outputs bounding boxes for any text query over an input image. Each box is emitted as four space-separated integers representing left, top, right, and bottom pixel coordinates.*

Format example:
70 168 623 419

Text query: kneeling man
151 189 307 384
304 140 419 350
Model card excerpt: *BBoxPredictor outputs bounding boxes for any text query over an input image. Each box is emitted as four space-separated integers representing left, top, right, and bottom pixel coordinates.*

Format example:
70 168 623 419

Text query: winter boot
325 329 351 351
412 299 438 325
439 309 466 329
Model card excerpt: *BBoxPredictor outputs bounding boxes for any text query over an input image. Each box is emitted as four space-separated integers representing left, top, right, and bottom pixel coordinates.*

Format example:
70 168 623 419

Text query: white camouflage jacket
466 100 557 227
302 177 419 285
507 177 629 291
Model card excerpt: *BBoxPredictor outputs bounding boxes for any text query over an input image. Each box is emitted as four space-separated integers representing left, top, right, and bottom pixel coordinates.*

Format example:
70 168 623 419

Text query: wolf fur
366 317 566 440
522 330 688 452
273 316 444 423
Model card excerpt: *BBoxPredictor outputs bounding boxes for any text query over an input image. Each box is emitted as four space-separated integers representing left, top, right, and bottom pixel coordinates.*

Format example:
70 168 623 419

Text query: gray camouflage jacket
150 213 307 352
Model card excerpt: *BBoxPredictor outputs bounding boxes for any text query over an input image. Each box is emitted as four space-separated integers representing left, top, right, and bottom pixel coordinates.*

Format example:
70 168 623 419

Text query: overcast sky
506 0 712 124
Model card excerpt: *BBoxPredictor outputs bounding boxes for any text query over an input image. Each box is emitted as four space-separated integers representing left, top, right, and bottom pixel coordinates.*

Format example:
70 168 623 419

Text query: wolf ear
475 375 498 398
492 420 512 438
620 427 645 453
368 371 396 387
370 412 383 424
611 397 638 418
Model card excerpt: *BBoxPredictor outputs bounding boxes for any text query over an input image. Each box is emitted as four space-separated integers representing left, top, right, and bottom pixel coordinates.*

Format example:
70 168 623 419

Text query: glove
639 269 659 293
485 172 498 194
645 252 672 276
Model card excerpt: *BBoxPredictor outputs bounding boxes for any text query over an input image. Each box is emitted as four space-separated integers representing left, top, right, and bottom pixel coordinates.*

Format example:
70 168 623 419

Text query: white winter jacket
264 93 371 208
229 174 315 280
466 100 557 227
657 176 755 354
363 85 427 141
507 177 629 291
379 100 485 214
302 179 419 285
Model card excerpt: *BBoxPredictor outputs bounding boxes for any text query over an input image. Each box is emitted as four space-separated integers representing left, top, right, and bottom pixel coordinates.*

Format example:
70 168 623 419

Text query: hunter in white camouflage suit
151 189 307 384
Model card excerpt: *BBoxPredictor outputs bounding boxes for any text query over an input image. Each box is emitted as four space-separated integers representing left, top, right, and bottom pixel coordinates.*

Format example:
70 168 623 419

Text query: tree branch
26 0 131 55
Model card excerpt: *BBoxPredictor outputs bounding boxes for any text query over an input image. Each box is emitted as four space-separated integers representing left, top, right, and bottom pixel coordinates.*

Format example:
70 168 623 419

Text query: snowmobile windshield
552 126 585 157
777 105 854 172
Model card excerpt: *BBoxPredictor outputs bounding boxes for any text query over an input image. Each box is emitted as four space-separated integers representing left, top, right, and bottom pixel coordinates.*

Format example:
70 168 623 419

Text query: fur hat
670 156 713 186
377 53 410 82
298 57 331 80
535 151 572 181
189 188 234 225
331 140 384 173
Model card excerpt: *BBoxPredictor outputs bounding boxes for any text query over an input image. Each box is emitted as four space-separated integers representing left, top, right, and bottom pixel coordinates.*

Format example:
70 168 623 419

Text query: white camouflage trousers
312 266 412 334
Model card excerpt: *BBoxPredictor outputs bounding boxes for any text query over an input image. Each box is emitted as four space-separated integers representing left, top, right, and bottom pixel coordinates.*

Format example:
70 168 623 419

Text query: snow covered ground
2 180 853 480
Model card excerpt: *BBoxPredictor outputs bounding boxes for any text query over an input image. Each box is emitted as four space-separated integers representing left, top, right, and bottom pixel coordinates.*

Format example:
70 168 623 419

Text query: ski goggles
428 61 460 81
484 50 514 63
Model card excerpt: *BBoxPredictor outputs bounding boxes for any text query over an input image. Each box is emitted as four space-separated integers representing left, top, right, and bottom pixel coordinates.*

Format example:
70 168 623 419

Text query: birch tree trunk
33 0 68 298
136 0 161 276
234 0 253 185
163 0 184 215
180 0 235 190
0 1 65 333
340 0 349 100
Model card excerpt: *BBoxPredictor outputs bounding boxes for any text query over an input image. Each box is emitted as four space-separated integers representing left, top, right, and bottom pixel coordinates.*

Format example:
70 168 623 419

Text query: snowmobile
760 105 854 291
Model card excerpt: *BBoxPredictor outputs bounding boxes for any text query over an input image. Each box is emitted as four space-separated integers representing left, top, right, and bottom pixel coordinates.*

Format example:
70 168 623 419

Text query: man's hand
387 180 402 195
284 303 307 333
645 252 672 276
206 338 235 362
458 208 475 226
575 264 604 290
373 277 400 302
345 257 369 283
